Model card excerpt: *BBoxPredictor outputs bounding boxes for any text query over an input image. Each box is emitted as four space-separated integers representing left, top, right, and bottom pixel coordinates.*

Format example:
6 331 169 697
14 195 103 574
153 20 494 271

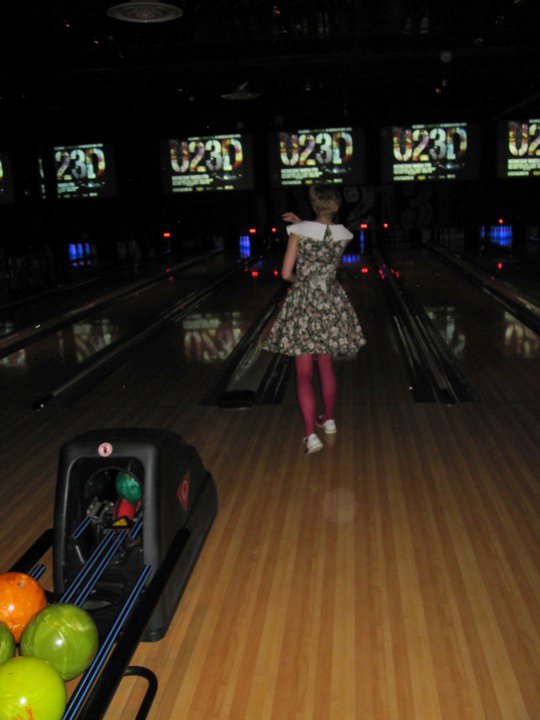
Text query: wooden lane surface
0 398 538 719
62 270 283 412
0 258 219 405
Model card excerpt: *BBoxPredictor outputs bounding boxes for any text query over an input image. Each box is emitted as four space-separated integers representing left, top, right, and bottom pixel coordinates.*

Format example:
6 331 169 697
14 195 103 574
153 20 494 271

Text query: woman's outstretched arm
282 211 302 224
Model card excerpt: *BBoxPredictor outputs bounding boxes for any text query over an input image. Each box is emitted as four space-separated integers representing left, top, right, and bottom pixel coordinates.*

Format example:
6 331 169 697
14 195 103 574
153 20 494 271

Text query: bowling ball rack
10 520 188 719
6 428 218 719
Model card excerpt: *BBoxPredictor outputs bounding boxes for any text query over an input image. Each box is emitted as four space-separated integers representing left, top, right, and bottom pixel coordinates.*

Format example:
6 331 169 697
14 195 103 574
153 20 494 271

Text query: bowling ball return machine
9 428 217 719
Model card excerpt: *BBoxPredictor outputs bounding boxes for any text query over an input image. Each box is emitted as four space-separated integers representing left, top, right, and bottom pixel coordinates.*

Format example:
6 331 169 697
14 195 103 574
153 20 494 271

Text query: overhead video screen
0 152 15 204
497 120 540 178
270 127 364 186
54 143 116 199
381 123 477 182
163 134 254 193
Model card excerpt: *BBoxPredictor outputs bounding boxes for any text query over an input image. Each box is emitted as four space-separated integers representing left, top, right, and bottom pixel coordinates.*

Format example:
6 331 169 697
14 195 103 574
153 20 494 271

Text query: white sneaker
316 417 337 434
304 433 323 455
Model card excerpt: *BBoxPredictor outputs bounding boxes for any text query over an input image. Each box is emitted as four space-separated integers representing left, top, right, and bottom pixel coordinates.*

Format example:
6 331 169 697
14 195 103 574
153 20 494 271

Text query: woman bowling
263 183 366 454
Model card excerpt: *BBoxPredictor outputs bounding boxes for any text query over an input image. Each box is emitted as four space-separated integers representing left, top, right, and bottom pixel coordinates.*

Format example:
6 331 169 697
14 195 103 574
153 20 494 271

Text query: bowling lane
75 249 414 416
428 228 540 306
384 246 540 402
1 252 538 720
0 252 251 407
472 226 540 304
468 252 540 306
71 258 288 411
342 255 414 405
0 250 215 340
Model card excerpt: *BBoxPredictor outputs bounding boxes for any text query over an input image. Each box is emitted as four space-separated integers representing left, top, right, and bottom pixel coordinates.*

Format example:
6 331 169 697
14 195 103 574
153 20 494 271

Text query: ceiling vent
107 2 183 23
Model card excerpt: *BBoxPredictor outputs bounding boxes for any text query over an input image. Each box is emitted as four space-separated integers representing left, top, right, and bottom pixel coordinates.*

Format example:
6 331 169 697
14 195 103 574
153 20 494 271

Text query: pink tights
295 353 336 437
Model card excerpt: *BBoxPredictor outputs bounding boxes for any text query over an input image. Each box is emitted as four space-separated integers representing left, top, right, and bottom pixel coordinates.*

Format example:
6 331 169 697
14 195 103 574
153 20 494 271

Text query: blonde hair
309 183 341 215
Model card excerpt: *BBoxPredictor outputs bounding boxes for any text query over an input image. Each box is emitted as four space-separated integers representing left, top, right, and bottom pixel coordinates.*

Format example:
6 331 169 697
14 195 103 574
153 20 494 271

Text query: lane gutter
374 244 479 404
199 283 291 408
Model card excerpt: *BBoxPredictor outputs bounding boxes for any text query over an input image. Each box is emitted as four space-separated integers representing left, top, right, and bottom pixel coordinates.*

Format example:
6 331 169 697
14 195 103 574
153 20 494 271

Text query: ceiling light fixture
221 83 261 101
107 1 183 23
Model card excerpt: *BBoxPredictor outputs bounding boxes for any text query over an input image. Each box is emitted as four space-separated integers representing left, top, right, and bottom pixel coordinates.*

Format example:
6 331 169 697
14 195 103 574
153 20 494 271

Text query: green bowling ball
21 603 98 681
0 656 66 720
115 470 142 504
0 621 15 664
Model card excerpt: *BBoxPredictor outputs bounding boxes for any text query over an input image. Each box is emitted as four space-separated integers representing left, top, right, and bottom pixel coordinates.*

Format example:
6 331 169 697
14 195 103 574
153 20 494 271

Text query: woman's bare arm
281 233 299 282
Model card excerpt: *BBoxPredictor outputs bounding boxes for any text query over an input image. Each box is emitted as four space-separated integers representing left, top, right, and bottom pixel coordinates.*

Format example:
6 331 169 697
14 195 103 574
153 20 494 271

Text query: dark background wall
1 0 539 269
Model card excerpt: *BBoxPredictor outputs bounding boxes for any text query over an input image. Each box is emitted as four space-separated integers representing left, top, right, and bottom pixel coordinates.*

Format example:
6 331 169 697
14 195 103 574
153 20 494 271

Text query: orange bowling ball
0 573 47 643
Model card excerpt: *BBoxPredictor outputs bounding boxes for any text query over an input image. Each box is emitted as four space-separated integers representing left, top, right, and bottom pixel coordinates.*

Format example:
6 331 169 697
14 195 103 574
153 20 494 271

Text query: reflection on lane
425 307 466 358
1 252 243 372
0 251 256 405
0 349 26 368
0 321 15 341
504 312 540 358
422 274 538 361
0 321 14 336
182 311 249 363
385 248 540 400
0 322 27 368
67 261 285 411
1 319 122 375
72 320 122 362
389 250 508 352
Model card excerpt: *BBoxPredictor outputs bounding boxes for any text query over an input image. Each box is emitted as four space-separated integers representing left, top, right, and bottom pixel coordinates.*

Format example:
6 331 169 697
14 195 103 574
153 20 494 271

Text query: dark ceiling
1 0 540 133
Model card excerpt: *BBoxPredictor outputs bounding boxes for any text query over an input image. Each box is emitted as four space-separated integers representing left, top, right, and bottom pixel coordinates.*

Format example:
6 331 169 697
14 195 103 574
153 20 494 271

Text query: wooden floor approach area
0 392 538 720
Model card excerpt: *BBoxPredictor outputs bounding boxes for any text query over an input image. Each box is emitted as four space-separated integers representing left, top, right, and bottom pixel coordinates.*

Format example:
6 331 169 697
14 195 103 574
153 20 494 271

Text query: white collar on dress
286 221 353 242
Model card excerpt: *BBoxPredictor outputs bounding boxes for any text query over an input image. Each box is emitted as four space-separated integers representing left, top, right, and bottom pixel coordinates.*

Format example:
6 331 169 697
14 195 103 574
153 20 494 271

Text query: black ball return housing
8 428 218 720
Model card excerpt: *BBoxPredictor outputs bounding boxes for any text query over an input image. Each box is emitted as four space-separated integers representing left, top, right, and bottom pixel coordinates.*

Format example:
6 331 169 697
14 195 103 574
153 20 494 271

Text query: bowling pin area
0 229 539 719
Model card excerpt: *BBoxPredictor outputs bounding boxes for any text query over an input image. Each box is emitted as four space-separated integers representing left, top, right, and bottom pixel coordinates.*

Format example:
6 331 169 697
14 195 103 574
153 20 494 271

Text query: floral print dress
263 222 366 357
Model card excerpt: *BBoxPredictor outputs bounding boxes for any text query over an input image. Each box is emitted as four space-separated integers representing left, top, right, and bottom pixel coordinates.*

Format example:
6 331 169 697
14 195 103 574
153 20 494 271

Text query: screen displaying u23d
497 119 540 178
0 151 15 204
381 122 478 182
163 134 255 193
54 143 117 199
270 127 365 187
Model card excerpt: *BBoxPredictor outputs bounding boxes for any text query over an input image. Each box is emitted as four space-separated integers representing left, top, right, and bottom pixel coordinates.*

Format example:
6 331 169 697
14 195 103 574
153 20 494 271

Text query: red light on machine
163 232 171 238
165 268 171 273
271 227 277 233
249 227 257 235
361 267 369 274
498 218 504 225
497 262 503 270
382 223 389 229
273 269 279 277
360 223 368 230
251 270 259 278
